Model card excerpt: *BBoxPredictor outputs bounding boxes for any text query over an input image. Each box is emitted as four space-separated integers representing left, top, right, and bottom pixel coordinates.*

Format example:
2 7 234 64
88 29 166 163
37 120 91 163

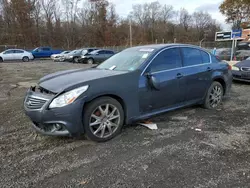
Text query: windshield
90 50 99 55
97 48 155 71
61 51 69 54
81 49 88 55
68 50 78 55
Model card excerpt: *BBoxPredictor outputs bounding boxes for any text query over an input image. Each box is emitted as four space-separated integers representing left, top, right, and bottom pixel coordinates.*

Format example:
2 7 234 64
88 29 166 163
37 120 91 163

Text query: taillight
228 64 232 70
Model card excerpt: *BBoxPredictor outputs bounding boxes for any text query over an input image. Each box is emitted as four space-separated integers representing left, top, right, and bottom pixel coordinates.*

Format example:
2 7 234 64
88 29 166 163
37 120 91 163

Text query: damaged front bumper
23 86 85 137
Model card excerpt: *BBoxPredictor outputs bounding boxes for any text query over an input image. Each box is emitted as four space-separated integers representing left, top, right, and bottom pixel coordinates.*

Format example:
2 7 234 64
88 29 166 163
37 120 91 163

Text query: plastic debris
171 116 188 121
138 120 158 130
195 128 202 132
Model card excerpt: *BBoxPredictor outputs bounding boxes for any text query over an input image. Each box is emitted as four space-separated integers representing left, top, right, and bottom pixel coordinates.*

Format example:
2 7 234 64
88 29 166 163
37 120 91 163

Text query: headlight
81 55 86 58
49 85 89 108
69 55 73 58
232 66 240 71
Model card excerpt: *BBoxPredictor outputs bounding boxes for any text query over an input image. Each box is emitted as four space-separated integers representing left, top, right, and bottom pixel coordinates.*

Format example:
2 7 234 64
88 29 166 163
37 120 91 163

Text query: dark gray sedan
232 60 250 82
79 49 115 64
23 44 232 142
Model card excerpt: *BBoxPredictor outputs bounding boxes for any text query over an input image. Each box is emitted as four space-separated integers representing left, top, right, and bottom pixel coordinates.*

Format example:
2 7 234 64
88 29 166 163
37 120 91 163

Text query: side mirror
145 73 160 90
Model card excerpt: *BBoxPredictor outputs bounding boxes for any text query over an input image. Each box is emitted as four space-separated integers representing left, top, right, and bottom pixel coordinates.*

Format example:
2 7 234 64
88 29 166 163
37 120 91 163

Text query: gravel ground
0 60 250 188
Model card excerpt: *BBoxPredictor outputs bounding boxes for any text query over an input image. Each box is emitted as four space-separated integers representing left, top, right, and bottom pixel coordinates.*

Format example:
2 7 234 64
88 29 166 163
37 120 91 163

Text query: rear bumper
24 89 86 136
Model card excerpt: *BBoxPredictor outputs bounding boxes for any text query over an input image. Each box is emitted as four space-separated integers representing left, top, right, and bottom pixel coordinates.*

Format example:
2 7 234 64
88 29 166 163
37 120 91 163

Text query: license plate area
242 72 250 78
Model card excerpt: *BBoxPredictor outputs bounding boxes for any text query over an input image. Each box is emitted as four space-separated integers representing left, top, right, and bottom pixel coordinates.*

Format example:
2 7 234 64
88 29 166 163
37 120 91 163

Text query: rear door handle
176 73 183 79
207 67 212 72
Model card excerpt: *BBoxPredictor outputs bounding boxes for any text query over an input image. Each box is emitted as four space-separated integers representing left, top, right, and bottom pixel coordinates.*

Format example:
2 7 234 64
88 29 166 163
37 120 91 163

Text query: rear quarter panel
211 61 232 95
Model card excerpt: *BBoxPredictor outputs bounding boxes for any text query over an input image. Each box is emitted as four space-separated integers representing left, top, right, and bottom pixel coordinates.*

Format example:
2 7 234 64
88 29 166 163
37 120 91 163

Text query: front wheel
22 56 29 62
83 97 124 142
87 58 94 64
203 81 223 109
0 57 3 62
73 57 79 63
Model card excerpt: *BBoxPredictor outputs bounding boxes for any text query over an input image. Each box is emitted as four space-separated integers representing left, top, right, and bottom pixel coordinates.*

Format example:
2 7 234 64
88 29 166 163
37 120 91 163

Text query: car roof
95 49 114 52
6 49 25 51
129 43 202 51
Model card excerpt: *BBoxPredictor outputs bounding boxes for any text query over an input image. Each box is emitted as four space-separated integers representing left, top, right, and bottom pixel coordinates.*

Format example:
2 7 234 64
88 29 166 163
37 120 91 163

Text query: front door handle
176 73 183 79
207 67 212 72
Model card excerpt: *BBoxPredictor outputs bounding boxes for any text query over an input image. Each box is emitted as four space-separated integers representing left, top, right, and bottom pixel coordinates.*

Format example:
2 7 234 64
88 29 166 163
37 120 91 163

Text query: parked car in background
51 51 71 62
232 59 250 82
64 48 98 63
234 50 250 61
237 41 250 50
0 49 34 62
31 47 63 58
215 48 231 61
23 44 232 142
79 49 115 64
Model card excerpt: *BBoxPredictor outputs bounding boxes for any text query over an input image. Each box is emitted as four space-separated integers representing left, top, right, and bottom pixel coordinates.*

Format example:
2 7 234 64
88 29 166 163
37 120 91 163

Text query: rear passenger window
15 50 24 54
181 48 202 66
99 51 105 54
107 51 114 54
200 50 210 64
149 48 182 72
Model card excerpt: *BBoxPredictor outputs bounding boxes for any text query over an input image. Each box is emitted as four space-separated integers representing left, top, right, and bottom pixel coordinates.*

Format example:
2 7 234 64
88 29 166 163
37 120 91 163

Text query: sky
109 0 231 30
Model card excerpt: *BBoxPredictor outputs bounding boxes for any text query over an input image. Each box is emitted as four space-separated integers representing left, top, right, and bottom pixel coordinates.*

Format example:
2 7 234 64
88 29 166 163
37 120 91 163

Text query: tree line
0 0 221 49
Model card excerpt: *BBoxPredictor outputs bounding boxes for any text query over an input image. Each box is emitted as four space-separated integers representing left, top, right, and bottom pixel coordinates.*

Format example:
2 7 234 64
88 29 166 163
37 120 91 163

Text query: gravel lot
0 60 250 188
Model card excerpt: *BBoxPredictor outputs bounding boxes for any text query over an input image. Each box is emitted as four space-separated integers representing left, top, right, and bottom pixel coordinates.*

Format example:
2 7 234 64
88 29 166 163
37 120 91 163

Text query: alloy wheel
87 59 93 64
89 104 121 138
209 85 222 108
74 57 78 63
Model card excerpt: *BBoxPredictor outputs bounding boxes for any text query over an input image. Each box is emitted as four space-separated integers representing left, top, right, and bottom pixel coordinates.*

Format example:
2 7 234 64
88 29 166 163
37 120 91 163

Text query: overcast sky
109 0 230 30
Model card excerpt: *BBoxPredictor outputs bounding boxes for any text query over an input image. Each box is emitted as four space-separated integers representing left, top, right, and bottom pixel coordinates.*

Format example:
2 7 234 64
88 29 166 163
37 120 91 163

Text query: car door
14 50 24 60
105 51 114 60
180 47 212 103
3 50 15 60
95 50 106 63
139 47 185 112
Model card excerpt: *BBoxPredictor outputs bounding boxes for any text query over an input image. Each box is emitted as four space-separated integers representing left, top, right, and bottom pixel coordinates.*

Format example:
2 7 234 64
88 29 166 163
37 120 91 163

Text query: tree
219 0 250 29
179 8 192 32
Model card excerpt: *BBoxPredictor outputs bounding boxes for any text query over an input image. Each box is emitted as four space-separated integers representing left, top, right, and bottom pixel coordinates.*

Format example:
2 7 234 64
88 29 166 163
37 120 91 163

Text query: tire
0 57 3 62
73 57 79 63
87 58 94 64
22 56 29 62
83 97 124 142
203 81 224 109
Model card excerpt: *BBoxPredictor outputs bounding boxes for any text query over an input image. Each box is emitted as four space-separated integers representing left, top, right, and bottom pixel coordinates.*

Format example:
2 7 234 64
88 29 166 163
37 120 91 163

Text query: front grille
241 67 250 72
25 96 47 109
38 86 56 95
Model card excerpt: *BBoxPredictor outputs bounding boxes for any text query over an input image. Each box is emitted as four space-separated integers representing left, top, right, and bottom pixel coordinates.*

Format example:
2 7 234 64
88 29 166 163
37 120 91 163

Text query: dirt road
0 61 250 188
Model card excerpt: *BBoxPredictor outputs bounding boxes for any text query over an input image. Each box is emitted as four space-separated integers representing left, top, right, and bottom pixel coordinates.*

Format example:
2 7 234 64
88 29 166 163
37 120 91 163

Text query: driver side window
148 48 182 73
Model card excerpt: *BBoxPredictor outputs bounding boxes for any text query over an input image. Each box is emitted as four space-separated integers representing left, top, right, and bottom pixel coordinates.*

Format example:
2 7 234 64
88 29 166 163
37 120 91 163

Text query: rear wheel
73 57 79 63
204 81 223 109
87 58 94 64
22 56 29 62
83 97 124 142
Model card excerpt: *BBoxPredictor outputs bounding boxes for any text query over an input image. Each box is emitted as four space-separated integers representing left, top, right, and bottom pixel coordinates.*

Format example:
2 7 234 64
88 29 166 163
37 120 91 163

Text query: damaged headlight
49 85 89 108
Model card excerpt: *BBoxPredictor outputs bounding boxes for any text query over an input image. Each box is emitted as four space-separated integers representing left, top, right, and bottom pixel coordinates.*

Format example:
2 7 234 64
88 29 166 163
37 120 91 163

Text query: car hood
235 60 250 67
39 68 126 93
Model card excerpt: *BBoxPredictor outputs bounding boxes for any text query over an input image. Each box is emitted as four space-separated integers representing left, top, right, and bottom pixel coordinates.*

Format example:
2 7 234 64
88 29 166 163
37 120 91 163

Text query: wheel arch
84 94 127 123
212 76 226 95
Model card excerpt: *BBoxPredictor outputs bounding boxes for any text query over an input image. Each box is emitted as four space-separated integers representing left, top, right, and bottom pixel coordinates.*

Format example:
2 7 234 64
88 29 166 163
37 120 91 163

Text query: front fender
84 90 140 124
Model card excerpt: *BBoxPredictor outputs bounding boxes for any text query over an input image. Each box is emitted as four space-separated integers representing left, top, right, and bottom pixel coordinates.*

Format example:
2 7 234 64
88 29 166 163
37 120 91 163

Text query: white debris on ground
170 116 188 121
138 120 158 130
